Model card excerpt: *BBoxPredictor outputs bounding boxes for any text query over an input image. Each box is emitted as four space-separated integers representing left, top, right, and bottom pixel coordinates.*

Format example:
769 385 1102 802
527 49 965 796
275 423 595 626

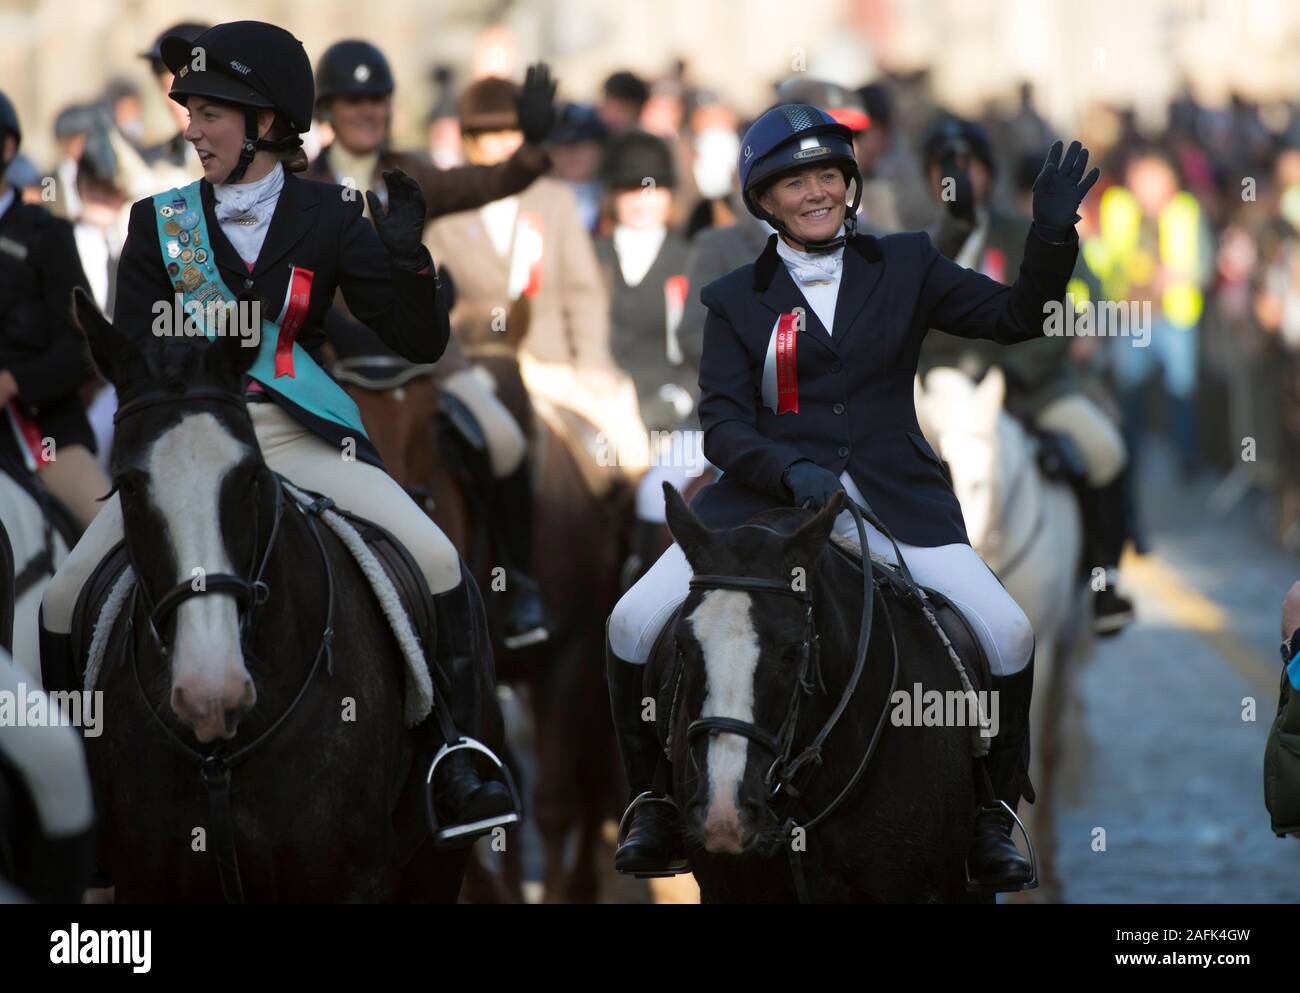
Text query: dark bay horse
72 290 478 902
648 485 978 903
341 334 635 902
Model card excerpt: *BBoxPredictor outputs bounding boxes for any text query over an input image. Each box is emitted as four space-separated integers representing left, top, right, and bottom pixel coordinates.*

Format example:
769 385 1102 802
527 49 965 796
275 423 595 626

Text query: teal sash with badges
151 181 368 438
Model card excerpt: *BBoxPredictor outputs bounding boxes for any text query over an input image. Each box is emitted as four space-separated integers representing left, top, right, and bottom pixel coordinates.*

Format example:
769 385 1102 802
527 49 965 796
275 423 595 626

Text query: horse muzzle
171 673 256 742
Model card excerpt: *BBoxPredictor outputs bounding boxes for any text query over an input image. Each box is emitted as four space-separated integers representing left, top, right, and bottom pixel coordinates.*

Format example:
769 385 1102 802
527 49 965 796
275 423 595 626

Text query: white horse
0 466 72 681
915 366 1090 823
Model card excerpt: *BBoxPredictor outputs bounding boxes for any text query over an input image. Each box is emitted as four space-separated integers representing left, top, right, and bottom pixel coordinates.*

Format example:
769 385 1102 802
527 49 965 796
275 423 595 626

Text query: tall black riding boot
607 629 687 877
428 576 518 847
967 652 1037 892
487 461 551 651
38 610 78 696
1083 475 1134 636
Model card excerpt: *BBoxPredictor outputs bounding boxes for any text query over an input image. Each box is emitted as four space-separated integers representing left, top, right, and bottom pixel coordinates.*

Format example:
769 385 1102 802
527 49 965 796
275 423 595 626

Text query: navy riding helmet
739 102 862 252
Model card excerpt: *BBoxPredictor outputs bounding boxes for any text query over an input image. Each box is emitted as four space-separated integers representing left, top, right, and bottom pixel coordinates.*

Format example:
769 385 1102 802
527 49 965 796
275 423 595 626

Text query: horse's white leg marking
689 588 760 854
145 413 252 739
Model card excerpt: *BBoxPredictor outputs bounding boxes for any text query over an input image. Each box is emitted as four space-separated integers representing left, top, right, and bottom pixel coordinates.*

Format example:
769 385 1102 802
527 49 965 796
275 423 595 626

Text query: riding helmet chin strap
220 107 301 185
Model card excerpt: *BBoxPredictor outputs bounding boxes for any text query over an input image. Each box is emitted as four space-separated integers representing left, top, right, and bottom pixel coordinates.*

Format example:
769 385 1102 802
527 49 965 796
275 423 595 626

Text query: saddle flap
437 391 488 453
333 509 438 677
70 541 132 679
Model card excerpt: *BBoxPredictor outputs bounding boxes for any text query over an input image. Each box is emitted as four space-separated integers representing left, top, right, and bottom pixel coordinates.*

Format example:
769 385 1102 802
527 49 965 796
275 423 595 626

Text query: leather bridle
110 387 338 903
676 500 910 900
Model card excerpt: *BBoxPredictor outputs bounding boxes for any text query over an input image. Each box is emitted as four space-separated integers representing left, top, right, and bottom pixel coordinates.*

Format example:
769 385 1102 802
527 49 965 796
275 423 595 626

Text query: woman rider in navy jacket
607 103 1098 890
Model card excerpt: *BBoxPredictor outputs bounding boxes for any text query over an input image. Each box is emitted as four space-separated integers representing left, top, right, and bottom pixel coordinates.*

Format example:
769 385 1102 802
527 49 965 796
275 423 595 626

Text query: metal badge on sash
761 310 802 414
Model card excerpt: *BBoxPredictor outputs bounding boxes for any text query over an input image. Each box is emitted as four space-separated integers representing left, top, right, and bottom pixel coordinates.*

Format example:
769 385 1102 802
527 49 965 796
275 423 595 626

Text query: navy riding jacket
689 225 1078 547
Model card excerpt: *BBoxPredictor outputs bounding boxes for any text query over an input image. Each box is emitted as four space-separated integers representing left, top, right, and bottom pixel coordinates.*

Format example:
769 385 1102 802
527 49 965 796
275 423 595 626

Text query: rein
680 500 909 902
111 388 339 903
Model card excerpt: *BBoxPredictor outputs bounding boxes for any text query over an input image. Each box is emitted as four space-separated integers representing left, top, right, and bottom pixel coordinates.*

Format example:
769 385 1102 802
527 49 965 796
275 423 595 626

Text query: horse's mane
740 506 821 536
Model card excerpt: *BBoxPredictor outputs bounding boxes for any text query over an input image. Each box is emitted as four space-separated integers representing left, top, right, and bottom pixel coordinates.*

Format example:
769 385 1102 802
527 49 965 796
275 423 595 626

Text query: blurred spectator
548 101 608 234
48 103 103 220
102 76 144 147
4 154 44 205
599 70 649 135
425 64 463 170
858 81 933 230
682 95 740 236
1089 144 1214 483
137 21 208 174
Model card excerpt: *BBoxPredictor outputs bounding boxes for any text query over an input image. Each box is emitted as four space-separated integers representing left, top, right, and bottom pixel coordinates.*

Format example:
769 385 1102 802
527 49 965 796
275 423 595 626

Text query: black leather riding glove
1030 139 1100 241
783 459 846 511
516 63 558 145
367 167 428 270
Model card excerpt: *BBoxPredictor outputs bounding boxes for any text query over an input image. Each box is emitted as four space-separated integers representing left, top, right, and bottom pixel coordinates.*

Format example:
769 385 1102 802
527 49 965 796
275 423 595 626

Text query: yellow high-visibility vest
1089 186 1203 328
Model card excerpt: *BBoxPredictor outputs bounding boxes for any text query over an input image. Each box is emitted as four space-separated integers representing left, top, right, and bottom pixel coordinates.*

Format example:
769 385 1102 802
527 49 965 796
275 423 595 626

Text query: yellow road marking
1121 549 1278 699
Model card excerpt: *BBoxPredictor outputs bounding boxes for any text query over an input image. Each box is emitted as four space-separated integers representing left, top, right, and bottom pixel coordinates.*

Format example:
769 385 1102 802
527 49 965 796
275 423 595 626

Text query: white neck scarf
775 226 845 285
214 162 285 264
612 224 667 287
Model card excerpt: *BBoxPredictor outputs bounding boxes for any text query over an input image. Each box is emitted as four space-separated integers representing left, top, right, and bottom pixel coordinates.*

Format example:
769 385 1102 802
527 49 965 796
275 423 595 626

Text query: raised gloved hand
367 167 428 269
783 459 845 511
516 63 558 145
1031 139 1100 239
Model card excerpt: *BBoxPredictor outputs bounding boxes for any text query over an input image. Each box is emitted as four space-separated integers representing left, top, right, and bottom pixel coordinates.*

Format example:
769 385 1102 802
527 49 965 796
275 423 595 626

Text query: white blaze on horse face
145 412 253 740
688 588 760 854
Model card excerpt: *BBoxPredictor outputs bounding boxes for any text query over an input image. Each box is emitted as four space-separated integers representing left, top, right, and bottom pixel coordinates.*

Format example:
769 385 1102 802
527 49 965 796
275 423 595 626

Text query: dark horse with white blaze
71 290 485 901
647 484 979 903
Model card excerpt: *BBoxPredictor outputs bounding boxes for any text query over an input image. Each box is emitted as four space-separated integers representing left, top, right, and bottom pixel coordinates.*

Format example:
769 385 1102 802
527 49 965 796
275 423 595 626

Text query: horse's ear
203 291 261 388
72 286 142 388
785 489 842 567
663 481 713 572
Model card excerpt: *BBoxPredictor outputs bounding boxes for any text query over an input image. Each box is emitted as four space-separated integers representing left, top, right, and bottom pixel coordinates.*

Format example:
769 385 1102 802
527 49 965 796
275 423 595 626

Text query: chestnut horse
340 339 635 903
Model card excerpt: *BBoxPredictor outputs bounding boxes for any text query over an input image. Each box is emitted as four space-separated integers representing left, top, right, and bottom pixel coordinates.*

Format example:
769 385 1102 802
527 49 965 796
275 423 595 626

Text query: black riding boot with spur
607 629 688 877
967 652 1037 893
428 574 518 846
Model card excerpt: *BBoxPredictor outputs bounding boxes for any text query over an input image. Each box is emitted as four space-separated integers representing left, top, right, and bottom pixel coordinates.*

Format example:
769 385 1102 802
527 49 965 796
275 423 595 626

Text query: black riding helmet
739 102 862 253
602 129 676 190
140 21 209 72
162 20 314 184
315 40 395 120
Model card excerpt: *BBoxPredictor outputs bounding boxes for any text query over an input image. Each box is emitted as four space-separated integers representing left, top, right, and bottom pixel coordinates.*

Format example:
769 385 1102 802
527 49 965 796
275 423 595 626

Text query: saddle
69 494 439 699
331 354 438 393
1032 428 1089 483
530 394 622 501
